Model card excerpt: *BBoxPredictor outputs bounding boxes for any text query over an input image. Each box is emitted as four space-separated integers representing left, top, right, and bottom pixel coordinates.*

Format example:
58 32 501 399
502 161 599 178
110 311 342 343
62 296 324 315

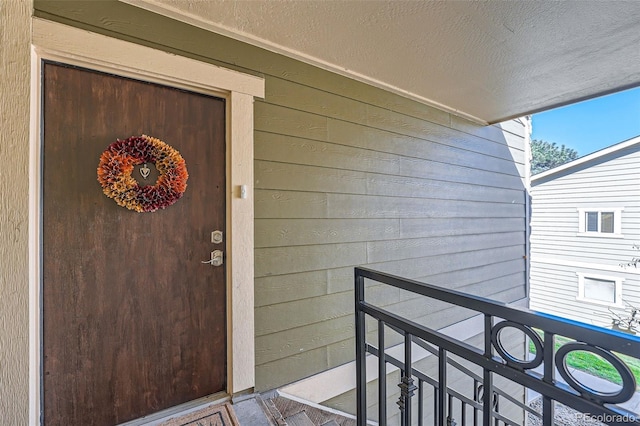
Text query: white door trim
29 17 263 425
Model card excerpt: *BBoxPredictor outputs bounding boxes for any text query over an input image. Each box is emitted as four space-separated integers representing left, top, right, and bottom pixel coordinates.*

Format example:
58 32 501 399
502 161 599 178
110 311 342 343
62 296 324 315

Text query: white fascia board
531 135 640 183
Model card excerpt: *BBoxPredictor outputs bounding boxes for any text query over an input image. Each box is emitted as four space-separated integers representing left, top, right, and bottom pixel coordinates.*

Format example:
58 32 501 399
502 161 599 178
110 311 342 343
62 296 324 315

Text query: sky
531 86 640 158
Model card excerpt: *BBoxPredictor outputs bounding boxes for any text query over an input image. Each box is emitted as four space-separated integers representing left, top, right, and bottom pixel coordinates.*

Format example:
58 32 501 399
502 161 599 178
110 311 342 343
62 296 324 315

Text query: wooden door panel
42 62 226 425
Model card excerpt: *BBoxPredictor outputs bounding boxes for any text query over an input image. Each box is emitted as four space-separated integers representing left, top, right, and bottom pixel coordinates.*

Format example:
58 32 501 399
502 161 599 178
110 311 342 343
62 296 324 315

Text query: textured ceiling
125 0 640 124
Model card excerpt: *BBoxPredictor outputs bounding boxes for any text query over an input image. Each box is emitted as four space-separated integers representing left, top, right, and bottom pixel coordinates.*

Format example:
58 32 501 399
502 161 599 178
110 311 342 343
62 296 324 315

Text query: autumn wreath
97 135 188 212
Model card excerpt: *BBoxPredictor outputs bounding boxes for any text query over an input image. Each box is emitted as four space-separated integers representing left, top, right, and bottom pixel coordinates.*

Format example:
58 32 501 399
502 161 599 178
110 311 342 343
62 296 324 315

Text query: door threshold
118 392 230 426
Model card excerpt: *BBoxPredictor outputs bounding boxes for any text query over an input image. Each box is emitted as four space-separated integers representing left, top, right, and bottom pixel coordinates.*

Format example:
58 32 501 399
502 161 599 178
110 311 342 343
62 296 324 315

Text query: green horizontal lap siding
36 0 528 392
255 160 524 202
253 85 527 385
256 131 525 190
252 83 529 386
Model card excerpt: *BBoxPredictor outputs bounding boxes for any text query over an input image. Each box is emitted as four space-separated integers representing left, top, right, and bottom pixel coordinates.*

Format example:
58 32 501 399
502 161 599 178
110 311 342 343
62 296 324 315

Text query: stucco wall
0 0 32 423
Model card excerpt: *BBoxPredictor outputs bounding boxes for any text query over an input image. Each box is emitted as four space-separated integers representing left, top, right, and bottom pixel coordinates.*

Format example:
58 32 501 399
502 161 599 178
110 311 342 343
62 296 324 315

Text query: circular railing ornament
491 321 544 370
475 384 499 410
554 342 636 404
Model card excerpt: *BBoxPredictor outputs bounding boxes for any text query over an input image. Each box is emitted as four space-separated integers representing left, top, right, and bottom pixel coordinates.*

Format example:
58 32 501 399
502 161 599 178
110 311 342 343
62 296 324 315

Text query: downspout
523 115 533 303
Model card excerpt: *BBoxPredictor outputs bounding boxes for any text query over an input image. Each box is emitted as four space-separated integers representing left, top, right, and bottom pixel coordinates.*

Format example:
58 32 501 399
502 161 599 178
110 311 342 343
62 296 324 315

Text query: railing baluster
438 348 447 426
399 332 416 426
483 371 493 425
461 401 466 425
378 320 386 424
398 367 405 426
418 379 423 426
473 379 478 426
474 404 478 426
355 270 366 426
433 382 438 426
483 315 493 426
542 331 555 426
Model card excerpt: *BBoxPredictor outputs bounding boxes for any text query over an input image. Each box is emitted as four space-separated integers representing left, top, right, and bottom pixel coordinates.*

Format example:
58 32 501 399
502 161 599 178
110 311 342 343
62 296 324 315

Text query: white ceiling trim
121 0 489 125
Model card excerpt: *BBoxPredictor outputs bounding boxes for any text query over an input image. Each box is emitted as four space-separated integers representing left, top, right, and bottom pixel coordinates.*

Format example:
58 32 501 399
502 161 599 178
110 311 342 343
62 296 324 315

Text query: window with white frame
577 208 623 236
576 273 623 306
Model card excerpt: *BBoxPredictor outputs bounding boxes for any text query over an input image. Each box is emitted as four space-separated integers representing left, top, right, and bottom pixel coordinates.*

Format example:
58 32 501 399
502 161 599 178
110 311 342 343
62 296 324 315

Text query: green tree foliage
530 139 579 175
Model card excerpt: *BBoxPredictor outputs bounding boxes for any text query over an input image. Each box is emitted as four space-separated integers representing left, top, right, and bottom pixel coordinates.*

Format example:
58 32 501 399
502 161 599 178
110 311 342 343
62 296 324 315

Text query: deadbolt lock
211 230 223 244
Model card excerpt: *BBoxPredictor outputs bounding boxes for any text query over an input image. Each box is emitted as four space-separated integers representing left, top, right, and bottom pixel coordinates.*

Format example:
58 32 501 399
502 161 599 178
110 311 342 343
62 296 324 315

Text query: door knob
202 250 224 266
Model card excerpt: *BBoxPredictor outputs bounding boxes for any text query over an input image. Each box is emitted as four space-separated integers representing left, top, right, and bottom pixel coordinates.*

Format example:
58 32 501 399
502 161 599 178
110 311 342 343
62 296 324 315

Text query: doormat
160 403 240 426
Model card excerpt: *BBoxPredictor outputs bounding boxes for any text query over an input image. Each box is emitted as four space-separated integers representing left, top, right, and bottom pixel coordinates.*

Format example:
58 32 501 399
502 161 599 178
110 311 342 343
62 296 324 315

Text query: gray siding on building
530 261 640 326
530 146 640 327
36 0 529 393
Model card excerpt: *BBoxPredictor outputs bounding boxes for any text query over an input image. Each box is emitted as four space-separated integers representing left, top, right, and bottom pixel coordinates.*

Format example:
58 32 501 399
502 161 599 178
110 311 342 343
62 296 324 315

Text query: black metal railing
355 267 640 425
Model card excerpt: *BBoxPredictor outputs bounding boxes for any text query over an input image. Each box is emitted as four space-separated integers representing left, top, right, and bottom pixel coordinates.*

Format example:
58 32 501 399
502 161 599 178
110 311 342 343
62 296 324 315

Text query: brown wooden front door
42 62 227 425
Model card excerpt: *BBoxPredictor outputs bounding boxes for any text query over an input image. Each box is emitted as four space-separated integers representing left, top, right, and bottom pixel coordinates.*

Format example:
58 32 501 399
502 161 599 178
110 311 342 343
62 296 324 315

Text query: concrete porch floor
233 392 356 426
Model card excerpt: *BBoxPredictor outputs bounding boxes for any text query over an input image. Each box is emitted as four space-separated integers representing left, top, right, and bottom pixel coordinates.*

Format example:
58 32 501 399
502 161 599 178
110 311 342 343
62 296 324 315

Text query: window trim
577 208 623 237
576 272 624 307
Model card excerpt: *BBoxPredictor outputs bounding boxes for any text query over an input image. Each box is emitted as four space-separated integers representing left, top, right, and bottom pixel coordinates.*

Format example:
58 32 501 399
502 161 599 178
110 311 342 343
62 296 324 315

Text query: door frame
29 18 264 425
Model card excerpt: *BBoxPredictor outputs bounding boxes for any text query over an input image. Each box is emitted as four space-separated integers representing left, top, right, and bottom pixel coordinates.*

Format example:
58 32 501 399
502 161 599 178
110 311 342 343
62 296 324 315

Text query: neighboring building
530 136 640 330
